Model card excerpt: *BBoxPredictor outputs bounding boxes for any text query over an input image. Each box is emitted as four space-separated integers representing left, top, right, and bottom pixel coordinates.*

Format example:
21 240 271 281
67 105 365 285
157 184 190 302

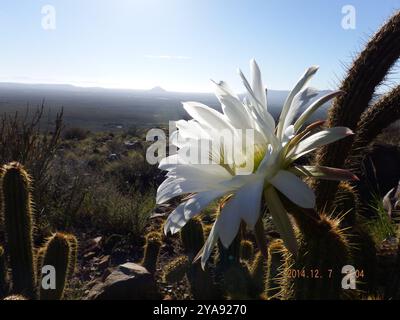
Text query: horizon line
0 80 329 94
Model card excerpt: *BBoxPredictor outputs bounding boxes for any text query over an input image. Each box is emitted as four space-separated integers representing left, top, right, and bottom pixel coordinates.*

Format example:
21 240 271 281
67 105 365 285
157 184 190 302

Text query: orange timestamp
286 268 365 279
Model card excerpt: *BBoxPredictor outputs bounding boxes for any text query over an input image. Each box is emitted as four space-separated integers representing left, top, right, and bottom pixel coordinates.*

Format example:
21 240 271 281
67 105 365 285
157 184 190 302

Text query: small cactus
1 162 36 298
223 263 253 300
180 218 205 260
289 213 350 300
0 246 9 297
141 232 162 274
39 233 76 300
164 220 222 299
249 252 267 298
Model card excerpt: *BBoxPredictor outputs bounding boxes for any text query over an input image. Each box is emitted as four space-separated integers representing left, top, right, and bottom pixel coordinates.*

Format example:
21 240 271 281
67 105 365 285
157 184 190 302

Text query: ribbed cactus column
39 233 75 300
313 11 400 211
1 162 36 298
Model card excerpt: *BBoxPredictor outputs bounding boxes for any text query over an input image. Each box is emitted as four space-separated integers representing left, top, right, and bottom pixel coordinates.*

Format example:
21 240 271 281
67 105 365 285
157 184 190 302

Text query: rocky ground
64 208 191 300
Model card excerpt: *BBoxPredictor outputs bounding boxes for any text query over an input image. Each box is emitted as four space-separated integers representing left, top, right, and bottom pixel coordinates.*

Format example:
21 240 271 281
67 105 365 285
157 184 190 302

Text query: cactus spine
39 233 76 300
1 162 36 298
65 234 78 277
333 182 358 227
266 240 286 299
141 232 162 274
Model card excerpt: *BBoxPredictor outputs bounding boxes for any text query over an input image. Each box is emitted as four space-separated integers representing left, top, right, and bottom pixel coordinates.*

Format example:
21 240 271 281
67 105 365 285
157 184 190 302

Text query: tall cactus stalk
348 86 400 167
346 86 400 213
1 162 36 298
39 233 76 300
313 11 400 210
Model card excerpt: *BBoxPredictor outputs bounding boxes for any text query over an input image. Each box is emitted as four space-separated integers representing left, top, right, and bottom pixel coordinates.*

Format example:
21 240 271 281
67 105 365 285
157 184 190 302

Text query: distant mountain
0 82 333 131
149 86 167 94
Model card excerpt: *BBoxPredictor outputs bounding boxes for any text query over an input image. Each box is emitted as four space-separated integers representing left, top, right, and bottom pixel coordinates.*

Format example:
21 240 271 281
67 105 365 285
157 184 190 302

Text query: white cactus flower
157 59 357 268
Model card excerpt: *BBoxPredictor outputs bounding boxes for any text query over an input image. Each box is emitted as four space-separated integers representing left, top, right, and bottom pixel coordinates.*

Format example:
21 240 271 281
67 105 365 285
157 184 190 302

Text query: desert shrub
63 127 89 141
104 151 162 192
0 105 63 210
81 181 155 236
39 133 158 237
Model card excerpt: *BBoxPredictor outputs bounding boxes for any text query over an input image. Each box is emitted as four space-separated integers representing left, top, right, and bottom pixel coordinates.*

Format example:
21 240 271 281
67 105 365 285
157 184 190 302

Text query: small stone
86 263 161 300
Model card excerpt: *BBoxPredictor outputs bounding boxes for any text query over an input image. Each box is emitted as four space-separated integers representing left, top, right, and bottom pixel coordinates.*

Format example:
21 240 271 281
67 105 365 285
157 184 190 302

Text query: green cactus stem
39 233 74 300
180 218 205 261
0 246 9 297
1 162 36 298
141 232 162 274
163 256 190 283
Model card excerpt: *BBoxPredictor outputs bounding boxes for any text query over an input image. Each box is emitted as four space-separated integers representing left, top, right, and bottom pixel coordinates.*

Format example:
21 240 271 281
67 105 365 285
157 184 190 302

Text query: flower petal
291 165 359 181
212 80 254 130
182 102 235 133
157 165 231 204
277 66 319 138
196 220 220 269
282 87 319 135
294 90 344 132
238 68 276 136
264 187 298 256
289 127 353 160
250 59 267 110
269 170 315 208
217 199 243 248
221 178 264 232
163 190 226 235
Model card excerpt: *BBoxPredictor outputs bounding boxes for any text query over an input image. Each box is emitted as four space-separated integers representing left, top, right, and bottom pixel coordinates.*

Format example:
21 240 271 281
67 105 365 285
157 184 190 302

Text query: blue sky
0 0 399 92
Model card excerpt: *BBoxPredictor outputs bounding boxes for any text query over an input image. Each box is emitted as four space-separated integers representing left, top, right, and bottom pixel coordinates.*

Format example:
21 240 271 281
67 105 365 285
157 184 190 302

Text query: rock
86 263 161 300
98 255 110 270
119 262 140 273
124 140 142 151
108 153 119 161
83 251 96 260
84 236 102 253
103 234 122 252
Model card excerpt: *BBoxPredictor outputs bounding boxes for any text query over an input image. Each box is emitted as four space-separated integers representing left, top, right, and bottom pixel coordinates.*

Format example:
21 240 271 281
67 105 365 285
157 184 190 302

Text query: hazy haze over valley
0 82 331 131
